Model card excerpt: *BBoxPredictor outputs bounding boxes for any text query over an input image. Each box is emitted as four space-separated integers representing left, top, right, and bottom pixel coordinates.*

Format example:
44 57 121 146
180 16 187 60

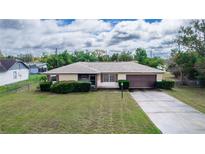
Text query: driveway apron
130 91 205 134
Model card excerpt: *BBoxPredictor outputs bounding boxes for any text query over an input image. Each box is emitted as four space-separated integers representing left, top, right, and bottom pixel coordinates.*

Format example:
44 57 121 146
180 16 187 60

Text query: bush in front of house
197 75 205 88
40 75 48 82
74 81 91 92
118 80 129 89
50 81 91 94
39 81 52 92
155 80 175 89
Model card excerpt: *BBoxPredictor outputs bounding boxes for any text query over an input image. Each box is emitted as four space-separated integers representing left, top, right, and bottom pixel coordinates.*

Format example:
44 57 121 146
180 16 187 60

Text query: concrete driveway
130 90 205 134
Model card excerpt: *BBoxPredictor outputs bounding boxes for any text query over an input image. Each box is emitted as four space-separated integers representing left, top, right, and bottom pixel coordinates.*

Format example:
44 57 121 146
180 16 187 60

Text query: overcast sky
0 19 189 57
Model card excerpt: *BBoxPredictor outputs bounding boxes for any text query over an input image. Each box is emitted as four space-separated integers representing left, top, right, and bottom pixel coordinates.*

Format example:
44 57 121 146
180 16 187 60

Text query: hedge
198 75 205 88
39 81 52 92
50 81 91 94
118 80 129 89
155 80 175 89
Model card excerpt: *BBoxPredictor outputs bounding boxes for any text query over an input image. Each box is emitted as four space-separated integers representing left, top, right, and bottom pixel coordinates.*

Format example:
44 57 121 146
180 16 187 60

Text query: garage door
126 75 156 88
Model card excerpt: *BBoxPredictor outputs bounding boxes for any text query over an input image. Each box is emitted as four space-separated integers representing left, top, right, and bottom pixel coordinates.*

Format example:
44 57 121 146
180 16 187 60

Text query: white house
0 59 29 86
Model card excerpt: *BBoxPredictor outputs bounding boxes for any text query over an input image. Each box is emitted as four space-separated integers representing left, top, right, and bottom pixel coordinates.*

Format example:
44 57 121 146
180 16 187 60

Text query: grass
0 90 160 134
162 72 205 114
0 74 44 94
164 86 205 114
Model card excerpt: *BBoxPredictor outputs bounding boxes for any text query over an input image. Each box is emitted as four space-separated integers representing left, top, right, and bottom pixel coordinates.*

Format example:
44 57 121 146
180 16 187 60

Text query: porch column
47 74 51 81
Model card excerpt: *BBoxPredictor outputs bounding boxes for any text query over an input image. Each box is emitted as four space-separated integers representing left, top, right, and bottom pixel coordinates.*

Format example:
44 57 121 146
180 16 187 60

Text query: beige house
44 61 164 89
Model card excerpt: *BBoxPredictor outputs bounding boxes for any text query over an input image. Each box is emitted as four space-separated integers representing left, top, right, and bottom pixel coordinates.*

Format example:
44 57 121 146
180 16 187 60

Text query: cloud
104 19 189 56
0 19 190 57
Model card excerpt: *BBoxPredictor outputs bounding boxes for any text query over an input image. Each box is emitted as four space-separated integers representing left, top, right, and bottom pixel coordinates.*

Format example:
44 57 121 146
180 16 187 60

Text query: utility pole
55 48 58 55
55 48 58 68
150 50 153 58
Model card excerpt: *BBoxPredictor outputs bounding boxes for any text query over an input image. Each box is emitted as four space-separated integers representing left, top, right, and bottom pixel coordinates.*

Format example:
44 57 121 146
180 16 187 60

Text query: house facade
0 59 29 86
44 62 164 89
26 62 48 74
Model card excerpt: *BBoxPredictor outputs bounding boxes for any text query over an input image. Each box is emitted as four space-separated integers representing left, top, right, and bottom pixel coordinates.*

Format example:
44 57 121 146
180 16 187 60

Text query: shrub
197 75 205 88
50 81 91 94
40 75 48 82
39 81 52 92
156 80 175 89
118 80 129 89
75 81 91 92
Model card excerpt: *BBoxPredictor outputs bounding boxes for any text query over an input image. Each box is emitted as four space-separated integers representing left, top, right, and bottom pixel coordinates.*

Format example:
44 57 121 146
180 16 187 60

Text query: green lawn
0 90 160 134
162 72 205 114
0 74 43 94
164 86 205 113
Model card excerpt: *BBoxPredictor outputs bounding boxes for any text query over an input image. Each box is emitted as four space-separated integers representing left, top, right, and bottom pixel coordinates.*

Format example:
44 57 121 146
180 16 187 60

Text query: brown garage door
126 75 156 88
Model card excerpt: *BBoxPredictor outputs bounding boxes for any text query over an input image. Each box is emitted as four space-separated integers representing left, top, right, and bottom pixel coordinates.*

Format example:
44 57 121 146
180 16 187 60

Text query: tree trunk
179 70 185 85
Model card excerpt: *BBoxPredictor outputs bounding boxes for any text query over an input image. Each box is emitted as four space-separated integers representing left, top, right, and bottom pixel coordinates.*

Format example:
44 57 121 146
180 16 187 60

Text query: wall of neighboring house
30 67 39 74
58 74 78 81
0 62 29 86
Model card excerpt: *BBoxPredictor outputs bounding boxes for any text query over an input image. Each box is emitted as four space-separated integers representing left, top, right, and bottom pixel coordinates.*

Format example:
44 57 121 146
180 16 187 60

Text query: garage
126 75 156 88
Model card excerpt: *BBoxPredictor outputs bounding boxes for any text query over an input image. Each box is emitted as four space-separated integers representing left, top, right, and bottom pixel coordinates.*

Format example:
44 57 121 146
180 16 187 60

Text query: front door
78 74 96 89
89 75 96 89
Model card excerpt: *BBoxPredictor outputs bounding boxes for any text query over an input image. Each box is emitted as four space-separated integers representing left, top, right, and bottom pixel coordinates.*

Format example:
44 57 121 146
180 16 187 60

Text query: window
50 75 57 81
101 74 117 82
78 74 89 81
13 71 17 79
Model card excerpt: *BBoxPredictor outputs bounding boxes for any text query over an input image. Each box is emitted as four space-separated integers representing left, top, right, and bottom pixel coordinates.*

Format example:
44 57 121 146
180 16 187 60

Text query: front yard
0 90 160 134
162 72 205 114
164 86 205 114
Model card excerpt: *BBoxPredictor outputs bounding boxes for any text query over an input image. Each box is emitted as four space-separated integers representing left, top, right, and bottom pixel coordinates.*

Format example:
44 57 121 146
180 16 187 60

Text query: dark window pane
102 74 117 82
79 74 89 81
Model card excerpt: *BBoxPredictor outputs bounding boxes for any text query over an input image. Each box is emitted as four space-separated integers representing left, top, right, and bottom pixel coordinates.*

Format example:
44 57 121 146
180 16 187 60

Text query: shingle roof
45 61 164 74
0 63 6 72
25 62 47 68
0 59 29 72
0 59 16 72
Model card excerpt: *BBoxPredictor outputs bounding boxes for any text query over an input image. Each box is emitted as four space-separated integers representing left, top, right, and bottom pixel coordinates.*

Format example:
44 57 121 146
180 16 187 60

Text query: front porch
78 74 97 89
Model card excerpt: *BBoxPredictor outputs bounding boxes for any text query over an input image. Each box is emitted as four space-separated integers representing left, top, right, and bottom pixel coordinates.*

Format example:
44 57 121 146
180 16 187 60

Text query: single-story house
26 62 48 74
0 59 29 86
44 61 164 89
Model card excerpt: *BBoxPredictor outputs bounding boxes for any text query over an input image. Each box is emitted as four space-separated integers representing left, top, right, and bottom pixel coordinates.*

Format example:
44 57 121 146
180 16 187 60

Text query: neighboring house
44 61 164 89
26 62 48 74
0 59 29 86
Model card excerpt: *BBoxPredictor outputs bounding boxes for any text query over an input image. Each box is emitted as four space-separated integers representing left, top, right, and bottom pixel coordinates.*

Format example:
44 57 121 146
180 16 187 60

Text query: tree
0 50 4 59
134 48 147 63
144 57 164 69
98 55 110 62
177 20 205 56
110 53 119 61
168 49 199 83
40 49 163 70
170 20 205 86
118 52 133 61
17 53 33 62
134 48 164 68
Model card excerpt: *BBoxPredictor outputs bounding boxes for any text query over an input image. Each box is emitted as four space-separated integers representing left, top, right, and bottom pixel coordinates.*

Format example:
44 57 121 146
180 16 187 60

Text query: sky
0 19 189 58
